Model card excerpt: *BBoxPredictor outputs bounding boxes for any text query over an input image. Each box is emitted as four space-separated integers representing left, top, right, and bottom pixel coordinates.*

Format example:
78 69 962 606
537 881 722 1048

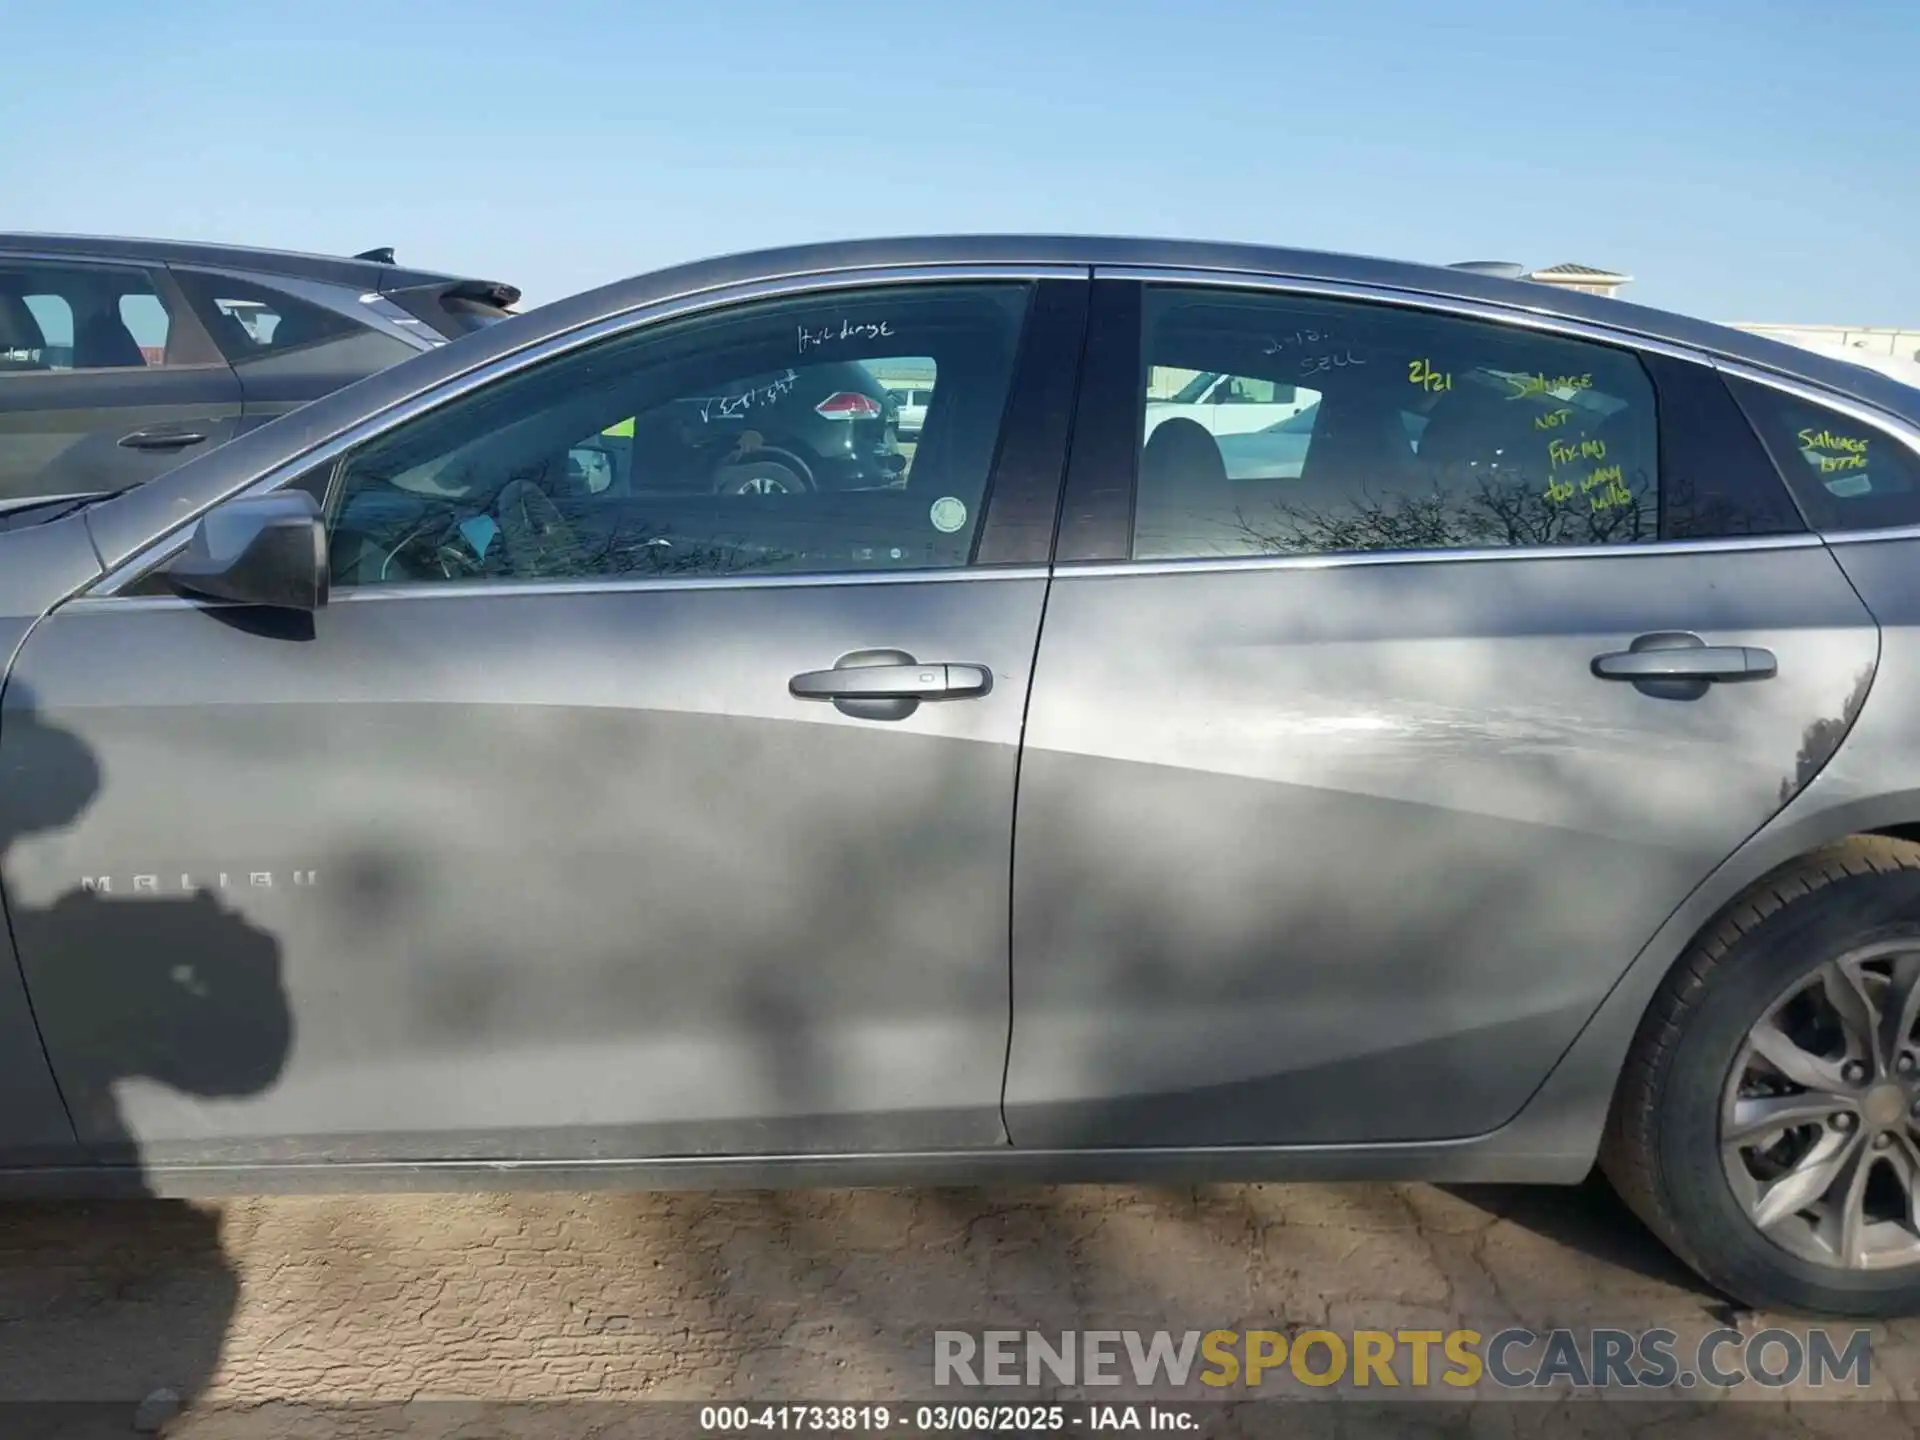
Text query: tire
713 457 809 496
1603 835 1920 1315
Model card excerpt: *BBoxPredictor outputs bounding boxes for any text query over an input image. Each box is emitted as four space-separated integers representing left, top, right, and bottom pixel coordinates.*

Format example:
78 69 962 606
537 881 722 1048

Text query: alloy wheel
1722 939 1920 1270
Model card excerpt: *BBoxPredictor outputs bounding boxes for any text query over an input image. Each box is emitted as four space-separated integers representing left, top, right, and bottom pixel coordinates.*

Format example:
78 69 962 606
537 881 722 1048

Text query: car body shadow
0 682 293 1432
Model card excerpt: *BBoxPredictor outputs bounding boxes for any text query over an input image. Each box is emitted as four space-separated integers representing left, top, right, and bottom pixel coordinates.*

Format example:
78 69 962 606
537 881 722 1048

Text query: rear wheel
1604 836 1920 1315
713 457 808 496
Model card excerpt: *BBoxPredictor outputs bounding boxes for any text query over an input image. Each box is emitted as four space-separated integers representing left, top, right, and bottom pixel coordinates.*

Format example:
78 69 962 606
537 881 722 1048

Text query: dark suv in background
570 358 906 498
0 234 517 505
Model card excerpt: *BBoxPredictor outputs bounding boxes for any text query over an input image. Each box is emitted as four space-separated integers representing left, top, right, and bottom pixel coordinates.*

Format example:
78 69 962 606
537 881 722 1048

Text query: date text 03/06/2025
700 1404 1196 1432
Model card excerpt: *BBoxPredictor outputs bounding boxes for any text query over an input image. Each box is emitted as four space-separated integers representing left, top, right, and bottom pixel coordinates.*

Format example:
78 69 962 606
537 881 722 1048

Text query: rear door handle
790 660 991 700
118 427 208 451
790 648 992 720
1592 632 1777 682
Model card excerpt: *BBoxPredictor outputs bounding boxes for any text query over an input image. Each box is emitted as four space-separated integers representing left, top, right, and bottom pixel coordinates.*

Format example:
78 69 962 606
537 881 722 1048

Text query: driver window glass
325 285 1029 588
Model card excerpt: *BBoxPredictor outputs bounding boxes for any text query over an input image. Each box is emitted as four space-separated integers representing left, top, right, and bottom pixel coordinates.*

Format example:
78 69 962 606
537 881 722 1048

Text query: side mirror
168 491 329 611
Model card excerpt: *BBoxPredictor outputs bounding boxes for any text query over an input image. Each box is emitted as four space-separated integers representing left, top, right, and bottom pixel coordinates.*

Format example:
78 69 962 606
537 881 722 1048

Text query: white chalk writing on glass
1260 328 1328 356
1299 350 1365 377
798 319 896 353
697 369 800 423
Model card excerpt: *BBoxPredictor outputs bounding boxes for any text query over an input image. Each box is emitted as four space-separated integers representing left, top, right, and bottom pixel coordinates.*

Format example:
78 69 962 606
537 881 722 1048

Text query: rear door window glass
118 293 170 361
1134 286 1660 559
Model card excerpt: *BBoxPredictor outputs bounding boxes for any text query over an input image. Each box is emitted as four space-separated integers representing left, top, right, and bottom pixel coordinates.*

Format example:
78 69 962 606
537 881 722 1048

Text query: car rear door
0 254 241 501
0 272 1086 1167
1005 275 1879 1149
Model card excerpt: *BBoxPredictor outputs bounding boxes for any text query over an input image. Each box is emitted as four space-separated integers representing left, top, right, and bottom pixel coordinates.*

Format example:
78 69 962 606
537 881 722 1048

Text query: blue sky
1 0 1913 323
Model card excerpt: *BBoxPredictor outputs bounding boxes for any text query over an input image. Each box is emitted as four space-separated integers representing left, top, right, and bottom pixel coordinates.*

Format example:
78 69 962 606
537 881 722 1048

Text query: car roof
491 234 1919 428
0 231 490 295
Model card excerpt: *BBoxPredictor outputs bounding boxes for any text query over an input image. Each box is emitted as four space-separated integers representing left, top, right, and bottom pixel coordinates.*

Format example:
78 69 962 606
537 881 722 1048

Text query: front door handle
1592 631 1777 684
790 648 992 720
118 427 208 451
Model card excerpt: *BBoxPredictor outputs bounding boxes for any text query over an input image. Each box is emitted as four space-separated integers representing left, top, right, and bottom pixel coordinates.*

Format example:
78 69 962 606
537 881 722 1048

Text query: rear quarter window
1728 376 1920 532
171 271 390 365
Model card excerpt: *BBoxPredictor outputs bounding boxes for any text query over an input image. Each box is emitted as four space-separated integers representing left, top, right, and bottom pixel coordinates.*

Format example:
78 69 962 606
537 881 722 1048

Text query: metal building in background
1731 322 1920 365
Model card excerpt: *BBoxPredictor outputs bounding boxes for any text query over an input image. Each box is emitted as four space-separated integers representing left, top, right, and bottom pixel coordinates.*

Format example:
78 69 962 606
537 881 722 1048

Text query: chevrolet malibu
3 236 1920 1319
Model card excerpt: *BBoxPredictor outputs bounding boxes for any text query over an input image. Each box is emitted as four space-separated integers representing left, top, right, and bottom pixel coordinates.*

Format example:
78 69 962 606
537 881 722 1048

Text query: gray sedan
2 235 1920 1318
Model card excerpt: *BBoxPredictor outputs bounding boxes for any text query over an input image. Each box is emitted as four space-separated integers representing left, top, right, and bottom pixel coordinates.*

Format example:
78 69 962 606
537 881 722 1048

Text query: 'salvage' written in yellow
1506 372 1594 400
1799 429 1868 455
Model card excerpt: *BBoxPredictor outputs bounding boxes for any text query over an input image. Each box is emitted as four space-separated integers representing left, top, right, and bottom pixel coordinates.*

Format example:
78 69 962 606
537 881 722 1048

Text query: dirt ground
3 1178 1918 1436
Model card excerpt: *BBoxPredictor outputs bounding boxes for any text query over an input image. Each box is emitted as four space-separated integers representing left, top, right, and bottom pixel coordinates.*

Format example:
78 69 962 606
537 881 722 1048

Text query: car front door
0 255 242 502
1005 276 1880 1149
0 274 1086 1166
